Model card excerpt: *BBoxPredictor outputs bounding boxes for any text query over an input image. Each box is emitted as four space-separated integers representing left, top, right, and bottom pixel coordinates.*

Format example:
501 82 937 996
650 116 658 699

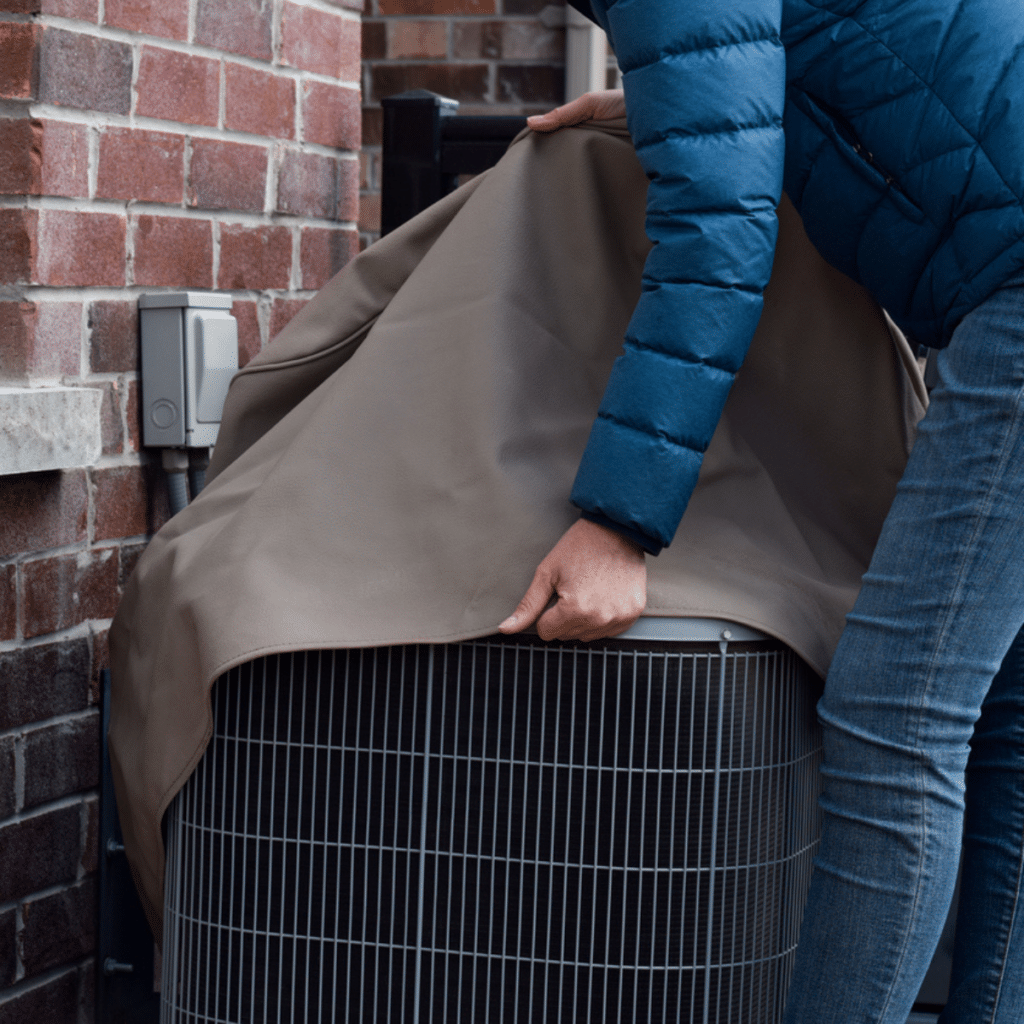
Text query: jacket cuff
579 510 663 556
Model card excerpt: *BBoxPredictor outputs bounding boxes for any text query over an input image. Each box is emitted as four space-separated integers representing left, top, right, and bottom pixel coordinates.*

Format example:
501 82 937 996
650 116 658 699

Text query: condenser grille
162 636 822 1024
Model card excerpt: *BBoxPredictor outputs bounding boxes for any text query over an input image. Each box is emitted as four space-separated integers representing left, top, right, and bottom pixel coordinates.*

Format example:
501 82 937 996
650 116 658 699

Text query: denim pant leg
782 283 1024 1024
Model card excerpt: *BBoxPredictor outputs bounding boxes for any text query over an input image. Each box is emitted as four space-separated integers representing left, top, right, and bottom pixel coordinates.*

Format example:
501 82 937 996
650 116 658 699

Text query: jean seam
988 801 1024 1022
877 364 1024 1023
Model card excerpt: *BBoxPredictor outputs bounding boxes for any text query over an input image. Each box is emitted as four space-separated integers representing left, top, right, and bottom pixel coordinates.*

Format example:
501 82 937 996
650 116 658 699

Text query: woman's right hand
526 89 626 133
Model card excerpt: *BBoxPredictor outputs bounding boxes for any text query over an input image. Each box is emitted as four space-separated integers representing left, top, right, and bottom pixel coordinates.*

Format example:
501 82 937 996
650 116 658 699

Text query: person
499 2 1024 1022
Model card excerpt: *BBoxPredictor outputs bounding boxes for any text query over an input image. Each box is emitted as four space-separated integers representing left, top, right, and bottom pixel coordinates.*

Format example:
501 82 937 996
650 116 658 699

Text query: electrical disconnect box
139 292 238 449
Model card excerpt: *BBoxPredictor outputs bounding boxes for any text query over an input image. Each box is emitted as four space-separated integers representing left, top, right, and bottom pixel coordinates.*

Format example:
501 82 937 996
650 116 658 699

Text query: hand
499 518 646 642
526 89 626 133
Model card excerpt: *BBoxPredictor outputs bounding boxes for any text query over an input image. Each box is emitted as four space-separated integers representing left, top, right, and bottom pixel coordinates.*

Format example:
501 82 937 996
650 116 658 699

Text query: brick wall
0 0 360 1019
360 0 573 247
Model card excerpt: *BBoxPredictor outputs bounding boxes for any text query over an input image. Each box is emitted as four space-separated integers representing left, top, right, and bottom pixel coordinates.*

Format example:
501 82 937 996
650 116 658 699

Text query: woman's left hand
526 89 626 133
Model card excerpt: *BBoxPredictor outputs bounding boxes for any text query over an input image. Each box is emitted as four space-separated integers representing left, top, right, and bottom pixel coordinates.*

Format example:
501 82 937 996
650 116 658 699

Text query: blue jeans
782 279 1024 1024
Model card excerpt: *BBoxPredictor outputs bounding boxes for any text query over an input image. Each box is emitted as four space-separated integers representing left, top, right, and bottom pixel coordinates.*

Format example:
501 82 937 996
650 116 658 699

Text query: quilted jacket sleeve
571 0 786 553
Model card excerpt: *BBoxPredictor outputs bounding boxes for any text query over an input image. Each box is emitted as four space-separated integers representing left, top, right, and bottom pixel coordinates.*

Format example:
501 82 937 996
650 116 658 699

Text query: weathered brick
362 20 385 60
225 63 295 140
1 0 41 12
92 465 149 541
501 22 563 59
97 380 124 455
0 805 81 903
39 119 89 198
104 0 188 39
0 470 88 561
389 19 448 58
231 300 261 367
359 150 373 190
125 378 141 452
0 209 37 285
0 301 36 380
39 27 132 113
0 23 38 100
196 0 272 62
269 298 307 339
280 2 345 77
0 118 39 194
369 63 489 104
217 224 292 291
22 714 100 810
20 877 97 980
452 20 501 58
0 907 15 990
136 46 219 127
30 301 82 378
303 81 360 150
277 151 358 222
21 549 120 639
358 192 381 233
378 0 493 12
88 301 138 374
118 540 147 589
300 227 358 290
0 636 91 732
497 64 564 104
81 795 98 874
41 0 99 18
36 210 125 287
0 737 15 819
132 214 213 289
88 626 107 705
96 127 185 204
188 139 267 213
362 106 382 146
0 566 15 644
0 965 80 1024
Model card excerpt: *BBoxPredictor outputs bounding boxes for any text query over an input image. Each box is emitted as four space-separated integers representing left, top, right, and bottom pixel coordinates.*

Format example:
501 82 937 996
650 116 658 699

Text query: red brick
22 548 119 639
0 208 36 285
88 300 138 374
0 118 40 194
92 466 149 541
0 470 88 560
98 379 124 455
196 0 272 62
389 19 447 58
231 300 261 367
125 378 141 451
136 46 219 127
96 127 185 204
358 192 381 233
300 226 357 290
0 636 91 731
217 223 292 291
302 81 360 150
89 624 109 702
36 210 125 287
32 301 82 378
188 138 268 213
225 63 296 140
362 20 385 60
379 0 492 11
280 2 345 77
22 714 100 809
0 565 15 642
19 876 97 978
1 0 41 12
39 118 89 198
501 22 563 59
0 23 38 100
362 106 382 146
369 63 489 104
277 150 358 221
497 64 565 104
0 301 36 380
39 27 132 113
41 0 99 18
104 0 188 39
452 20 500 58
0 805 81 903
504 0 547 11
359 150 373 190
269 298 307 339
132 214 212 289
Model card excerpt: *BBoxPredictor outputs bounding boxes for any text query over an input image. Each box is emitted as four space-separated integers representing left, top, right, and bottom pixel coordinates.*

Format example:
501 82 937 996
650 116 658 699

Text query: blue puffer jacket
572 0 1024 553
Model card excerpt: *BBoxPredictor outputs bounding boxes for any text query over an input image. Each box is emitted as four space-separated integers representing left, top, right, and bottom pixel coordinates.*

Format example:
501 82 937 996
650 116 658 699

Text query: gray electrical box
139 292 238 449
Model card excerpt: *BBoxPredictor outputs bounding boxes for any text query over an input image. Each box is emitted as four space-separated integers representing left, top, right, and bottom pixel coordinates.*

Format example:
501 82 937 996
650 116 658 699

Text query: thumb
499 569 555 633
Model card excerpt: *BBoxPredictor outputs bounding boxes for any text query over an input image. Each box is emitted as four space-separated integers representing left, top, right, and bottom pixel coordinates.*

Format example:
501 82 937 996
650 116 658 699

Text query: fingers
526 90 624 133
535 589 645 643
498 568 554 634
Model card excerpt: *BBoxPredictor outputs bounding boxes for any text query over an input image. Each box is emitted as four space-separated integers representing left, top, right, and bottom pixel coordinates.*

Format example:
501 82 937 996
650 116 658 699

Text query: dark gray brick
23 713 99 811
0 637 91 732
20 876 97 979
0 805 80 904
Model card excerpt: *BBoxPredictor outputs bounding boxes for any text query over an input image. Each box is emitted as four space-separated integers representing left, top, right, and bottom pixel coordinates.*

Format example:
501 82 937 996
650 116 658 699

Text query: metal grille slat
162 633 822 1023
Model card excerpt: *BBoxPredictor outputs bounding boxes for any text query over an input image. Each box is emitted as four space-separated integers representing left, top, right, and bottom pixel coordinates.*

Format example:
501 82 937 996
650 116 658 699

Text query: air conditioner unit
161 621 822 1023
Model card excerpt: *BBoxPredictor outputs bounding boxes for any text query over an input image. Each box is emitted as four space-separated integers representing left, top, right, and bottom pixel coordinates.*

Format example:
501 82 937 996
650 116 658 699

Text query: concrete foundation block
0 387 103 475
